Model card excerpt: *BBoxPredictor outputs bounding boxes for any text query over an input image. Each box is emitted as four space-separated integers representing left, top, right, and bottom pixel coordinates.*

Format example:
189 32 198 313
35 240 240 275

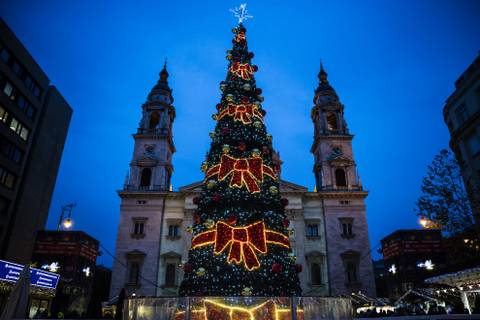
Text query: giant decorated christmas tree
179 13 302 298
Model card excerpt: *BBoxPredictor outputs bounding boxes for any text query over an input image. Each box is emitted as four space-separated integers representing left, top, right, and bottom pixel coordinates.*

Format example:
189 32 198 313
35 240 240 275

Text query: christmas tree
179 21 302 297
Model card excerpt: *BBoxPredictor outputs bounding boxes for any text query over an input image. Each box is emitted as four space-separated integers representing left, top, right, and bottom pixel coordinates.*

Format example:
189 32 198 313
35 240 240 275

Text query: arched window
311 263 322 285
335 168 347 187
346 262 357 284
140 168 152 187
326 112 337 131
149 111 160 129
165 263 176 286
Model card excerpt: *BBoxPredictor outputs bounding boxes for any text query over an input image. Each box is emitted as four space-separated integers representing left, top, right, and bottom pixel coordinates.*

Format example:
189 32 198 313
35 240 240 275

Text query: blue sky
2 1 479 266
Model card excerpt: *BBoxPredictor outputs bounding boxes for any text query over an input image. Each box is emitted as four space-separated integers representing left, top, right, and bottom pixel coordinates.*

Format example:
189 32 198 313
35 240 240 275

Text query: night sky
2 1 479 266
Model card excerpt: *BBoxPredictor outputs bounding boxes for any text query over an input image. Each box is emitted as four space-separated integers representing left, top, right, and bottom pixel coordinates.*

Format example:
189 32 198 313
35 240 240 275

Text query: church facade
110 63 376 299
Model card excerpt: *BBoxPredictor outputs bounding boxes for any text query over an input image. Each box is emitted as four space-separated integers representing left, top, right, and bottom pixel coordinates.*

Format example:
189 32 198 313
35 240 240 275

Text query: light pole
57 203 76 230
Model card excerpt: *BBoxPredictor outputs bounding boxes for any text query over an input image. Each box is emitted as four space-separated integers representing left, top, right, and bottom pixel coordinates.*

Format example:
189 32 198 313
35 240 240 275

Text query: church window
346 262 357 284
134 222 144 235
311 263 322 285
326 112 337 131
306 224 319 237
149 111 160 129
140 168 152 188
128 262 140 285
168 225 179 237
165 263 176 287
335 168 347 187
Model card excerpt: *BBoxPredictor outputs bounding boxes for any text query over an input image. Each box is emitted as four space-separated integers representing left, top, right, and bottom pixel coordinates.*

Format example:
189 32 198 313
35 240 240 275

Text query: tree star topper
230 3 253 24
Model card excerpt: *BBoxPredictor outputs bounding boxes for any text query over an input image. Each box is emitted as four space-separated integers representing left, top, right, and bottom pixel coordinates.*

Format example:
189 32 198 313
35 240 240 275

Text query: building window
326 112 337 131
335 168 347 187
133 221 145 236
456 105 469 125
307 224 319 237
0 196 10 216
0 47 10 63
9 118 29 141
165 263 176 287
339 218 354 238
0 166 15 189
168 225 179 237
0 105 8 123
0 136 22 163
128 262 140 285
140 168 152 188
346 262 358 284
3 82 14 99
311 263 322 285
466 133 480 156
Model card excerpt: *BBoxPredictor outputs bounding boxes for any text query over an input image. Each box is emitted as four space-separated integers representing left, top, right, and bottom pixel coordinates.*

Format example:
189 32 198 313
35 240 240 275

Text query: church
109 62 376 298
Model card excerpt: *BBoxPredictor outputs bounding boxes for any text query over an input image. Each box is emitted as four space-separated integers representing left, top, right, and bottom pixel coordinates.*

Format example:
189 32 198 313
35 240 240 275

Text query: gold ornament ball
253 121 262 128
207 180 217 189
201 162 208 173
226 54 233 60
222 144 230 154
267 134 273 142
196 267 206 277
288 228 295 236
243 83 251 91
226 94 234 102
186 225 193 233
253 101 261 107
269 186 278 194
258 96 265 102
209 132 215 138
212 114 218 120
204 219 215 229
289 253 296 261
252 149 261 157
241 287 252 296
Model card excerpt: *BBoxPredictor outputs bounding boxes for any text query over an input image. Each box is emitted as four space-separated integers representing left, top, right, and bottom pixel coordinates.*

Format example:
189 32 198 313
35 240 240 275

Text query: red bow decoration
191 221 290 271
206 155 276 193
229 62 255 80
217 103 263 124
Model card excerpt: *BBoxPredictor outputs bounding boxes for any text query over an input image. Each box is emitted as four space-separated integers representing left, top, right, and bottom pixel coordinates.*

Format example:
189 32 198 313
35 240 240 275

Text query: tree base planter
125 296 352 320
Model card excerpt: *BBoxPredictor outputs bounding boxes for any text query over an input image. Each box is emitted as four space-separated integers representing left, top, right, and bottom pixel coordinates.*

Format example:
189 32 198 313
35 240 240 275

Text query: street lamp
419 216 441 229
58 203 76 230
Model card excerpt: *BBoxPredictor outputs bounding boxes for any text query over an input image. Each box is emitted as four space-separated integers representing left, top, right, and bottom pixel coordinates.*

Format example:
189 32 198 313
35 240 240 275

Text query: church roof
147 60 173 101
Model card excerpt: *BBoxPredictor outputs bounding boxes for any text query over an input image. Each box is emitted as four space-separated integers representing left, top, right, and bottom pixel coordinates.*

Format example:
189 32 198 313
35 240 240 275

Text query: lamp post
57 203 76 230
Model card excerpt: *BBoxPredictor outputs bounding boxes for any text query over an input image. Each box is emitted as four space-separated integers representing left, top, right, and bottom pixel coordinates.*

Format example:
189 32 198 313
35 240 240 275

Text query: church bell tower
125 62 176 192
311 64 362 192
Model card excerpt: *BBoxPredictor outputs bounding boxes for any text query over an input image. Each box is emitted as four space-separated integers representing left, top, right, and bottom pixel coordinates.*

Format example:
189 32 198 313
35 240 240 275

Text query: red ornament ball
194 214 201 224
252 65 258 72
216 103 223 111
193 197 201 205
183 263 193 273
248 52 254 59
262 146 270 155
212 193 222 202
241 96 249 103
295 264 303 273
227 214 237 225
237 142 247 151
283 219 290 227
272 263 283 273
255 88 262 95
281 198 289 207
221 127 230 135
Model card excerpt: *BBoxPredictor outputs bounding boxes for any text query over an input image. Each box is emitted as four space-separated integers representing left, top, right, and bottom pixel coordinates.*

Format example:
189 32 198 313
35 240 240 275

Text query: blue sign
0 259 60 289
